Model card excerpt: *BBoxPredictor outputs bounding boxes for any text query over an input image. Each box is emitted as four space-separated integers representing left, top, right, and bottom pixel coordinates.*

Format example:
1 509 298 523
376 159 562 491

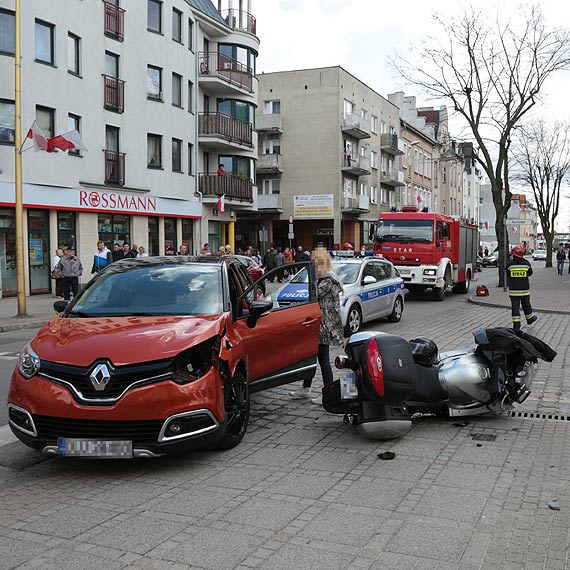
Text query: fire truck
374 208 478 300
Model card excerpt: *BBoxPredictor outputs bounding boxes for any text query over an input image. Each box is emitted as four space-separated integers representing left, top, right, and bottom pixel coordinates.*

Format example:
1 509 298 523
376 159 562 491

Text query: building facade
242 66 403 253
0 0 258 296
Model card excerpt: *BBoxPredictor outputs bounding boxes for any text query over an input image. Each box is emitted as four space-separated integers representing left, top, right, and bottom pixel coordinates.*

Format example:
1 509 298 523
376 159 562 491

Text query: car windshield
332 262 360 284
290 267 308 283
69 263 223 317
376 220 434 243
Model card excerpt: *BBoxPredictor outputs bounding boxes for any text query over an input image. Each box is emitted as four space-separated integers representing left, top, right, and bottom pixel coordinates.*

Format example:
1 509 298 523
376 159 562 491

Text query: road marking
0 424 18 447
0 351 19 360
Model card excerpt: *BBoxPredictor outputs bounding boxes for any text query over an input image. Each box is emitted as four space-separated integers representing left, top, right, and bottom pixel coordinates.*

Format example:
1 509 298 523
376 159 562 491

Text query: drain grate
509 411 570 422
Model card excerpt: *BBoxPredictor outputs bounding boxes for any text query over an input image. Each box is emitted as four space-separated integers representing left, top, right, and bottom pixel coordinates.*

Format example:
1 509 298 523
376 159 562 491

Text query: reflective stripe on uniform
509 291 530 296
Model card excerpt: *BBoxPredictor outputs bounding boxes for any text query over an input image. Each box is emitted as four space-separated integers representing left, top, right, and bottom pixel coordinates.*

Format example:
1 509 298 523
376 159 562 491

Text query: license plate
398 269 410 274
57 438 133 458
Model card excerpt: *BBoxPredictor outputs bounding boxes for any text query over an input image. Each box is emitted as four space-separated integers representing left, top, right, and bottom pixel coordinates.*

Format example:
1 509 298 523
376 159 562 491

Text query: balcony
257 153 283 173
258 193 283 212
103 75 125 113
104 150 125 186
341 195 370 213
198 52 254 95
199 173 253 202
341 112 370 139
380 133 404 156
381 169 405 187
256 113 283 133
103 0 125 41
198 113 253 148
341 155 371 176
220 9 257 36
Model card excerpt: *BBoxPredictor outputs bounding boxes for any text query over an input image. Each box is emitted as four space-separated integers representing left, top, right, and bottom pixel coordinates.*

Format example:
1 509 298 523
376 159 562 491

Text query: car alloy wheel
344 305 362 336
217 371 250 450
387 297 403 322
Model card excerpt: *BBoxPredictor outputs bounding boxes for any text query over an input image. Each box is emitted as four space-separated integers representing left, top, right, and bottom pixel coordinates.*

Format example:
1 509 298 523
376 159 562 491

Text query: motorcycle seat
410 364 447 403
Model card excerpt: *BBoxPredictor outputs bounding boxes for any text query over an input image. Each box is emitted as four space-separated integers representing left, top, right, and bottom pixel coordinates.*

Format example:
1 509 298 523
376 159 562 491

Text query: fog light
167 422 182 435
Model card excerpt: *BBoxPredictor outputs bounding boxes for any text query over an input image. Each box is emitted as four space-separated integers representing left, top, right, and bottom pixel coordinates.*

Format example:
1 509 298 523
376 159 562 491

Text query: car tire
216 370 250 450
344 305 362 336
387 296 403 322
452 270 471 294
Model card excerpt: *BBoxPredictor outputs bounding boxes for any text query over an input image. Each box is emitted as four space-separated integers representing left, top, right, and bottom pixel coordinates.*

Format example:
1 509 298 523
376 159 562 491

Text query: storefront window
148 216 159 256
98 213 130 247
0 208 16 296
182 218 193 254
164 217 176 251
208 221 220 252
28 209 50 294
57 211 76 250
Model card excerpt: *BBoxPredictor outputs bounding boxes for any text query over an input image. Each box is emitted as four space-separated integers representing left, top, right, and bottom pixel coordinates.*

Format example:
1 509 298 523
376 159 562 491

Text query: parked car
476 255 483 272
481 251 499 267
273 257 406 335
532 249 547 261
7 257 320 458
223 254 265 293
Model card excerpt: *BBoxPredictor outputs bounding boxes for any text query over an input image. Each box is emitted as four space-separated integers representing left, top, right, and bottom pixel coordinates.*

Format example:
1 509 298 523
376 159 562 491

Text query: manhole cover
472 434 497 442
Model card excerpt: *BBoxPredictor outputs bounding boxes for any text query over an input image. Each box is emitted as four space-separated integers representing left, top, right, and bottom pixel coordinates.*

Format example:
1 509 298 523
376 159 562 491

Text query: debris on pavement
548 498 561 511
377 451 396 460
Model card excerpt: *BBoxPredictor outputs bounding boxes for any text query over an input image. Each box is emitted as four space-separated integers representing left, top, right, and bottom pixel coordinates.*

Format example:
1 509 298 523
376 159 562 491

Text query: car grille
39 358 173 403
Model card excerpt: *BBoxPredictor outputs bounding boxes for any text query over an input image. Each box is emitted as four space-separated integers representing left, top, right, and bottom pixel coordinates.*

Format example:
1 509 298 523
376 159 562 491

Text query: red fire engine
374 208 478 300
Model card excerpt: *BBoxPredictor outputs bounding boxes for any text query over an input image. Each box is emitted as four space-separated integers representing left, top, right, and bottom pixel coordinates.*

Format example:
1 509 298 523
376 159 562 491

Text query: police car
273 256 406 335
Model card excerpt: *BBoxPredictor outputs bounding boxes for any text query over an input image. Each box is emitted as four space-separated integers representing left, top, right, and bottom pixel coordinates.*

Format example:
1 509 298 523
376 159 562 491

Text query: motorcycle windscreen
359 334 417 405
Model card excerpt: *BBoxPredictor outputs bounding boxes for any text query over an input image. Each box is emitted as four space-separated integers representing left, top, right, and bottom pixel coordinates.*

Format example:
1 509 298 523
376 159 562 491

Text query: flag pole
14 0 27 316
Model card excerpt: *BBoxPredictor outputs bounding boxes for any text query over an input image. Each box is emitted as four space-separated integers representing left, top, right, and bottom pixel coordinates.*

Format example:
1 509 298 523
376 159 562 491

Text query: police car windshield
377 220 433 243
332 262 360 285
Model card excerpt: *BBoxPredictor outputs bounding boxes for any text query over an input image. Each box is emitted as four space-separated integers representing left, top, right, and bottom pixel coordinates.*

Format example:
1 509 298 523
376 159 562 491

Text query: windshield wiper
68 311 98 318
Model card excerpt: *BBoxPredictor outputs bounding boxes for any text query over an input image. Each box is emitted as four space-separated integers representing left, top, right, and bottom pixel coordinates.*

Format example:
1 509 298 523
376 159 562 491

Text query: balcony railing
257 153 283 172
104 150 125 186
380 133 404 156
341 155 371 175
198 113 253 147
256 113 283 133
198 52 253 93
103 75 125 113
342 195 370 212
381 169 405 187
103 0 125 41
199 173 253 202
258 193 283 211
341 112 370 139
220 9 257 36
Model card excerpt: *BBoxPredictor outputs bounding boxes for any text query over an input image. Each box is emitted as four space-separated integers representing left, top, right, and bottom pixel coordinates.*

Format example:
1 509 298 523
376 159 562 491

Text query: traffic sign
505 219 526 225
288 215 294 224
288 232 294 239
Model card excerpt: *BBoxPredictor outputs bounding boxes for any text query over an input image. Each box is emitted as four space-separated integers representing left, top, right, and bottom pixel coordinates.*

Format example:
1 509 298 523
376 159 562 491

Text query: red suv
8 257 320 458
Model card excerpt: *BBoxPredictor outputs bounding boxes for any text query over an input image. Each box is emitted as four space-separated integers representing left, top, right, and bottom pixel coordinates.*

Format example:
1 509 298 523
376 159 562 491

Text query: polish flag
48 130 88 152
217 194 225 213
416 194 423 204
26 121 52 152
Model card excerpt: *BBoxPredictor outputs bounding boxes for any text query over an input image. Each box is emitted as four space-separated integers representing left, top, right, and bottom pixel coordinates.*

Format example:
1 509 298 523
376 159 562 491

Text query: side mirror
246 299 273 328
53 300 68 313
362 275 376 285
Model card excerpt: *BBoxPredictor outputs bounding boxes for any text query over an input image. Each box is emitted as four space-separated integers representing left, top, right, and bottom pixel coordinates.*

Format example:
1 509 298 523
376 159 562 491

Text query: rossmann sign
79 190 157 212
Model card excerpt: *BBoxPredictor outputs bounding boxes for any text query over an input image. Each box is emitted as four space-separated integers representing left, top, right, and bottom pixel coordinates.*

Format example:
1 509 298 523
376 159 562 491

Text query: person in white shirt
137 246 149 257
52 248 65 297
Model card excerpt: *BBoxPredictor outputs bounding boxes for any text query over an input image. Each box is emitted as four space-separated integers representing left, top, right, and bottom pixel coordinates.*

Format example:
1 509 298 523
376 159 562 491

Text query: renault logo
89 363 111 391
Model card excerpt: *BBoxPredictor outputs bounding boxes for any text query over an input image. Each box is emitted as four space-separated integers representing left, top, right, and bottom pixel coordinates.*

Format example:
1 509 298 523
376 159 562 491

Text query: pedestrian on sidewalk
91 241 113 274
556 245 566 275
507 245 537 331
57 247 83 302
289 246 344 402
51 248 65 297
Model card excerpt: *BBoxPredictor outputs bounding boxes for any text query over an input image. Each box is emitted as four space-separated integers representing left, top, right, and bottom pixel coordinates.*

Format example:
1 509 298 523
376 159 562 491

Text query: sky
253 0 570 233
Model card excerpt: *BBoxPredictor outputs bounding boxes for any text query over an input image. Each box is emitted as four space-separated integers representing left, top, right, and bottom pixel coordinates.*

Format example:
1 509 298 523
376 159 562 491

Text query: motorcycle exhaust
335 355 356 370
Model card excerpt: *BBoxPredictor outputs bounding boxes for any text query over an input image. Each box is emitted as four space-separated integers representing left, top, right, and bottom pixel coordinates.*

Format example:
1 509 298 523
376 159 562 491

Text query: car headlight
423 269 437 276
18 344 41 379
170 336 219 385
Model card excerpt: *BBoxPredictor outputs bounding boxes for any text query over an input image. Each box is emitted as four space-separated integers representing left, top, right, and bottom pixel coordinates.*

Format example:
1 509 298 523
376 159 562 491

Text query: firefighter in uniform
507 245 537 331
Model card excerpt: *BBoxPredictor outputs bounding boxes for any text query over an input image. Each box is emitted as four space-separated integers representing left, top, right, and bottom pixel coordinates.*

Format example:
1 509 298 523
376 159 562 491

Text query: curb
468 297 570 316
0 318 51 333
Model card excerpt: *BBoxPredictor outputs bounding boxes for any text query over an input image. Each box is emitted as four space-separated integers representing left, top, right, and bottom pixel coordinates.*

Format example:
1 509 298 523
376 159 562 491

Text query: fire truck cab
374 208 478 300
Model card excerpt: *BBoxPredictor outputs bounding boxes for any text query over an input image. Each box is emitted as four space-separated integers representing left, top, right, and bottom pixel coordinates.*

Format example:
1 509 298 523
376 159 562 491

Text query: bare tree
514 120 570 267
391 6 570 285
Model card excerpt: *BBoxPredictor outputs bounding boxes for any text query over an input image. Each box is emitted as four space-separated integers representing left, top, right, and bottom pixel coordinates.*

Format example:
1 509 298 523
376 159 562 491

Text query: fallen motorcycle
323 327 557 439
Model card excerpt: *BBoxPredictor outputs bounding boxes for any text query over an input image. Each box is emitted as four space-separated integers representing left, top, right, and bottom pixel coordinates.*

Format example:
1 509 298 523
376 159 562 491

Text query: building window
187 80 193 112
262 179 280 195
380 120 387 134
381 187 388 204
370 185 378 204
187 142 194 175
361 109 368 120
371 115 378 133
359 182 367 196
0 99 15 144
264 100 280 114
172 73 182 107
36 105 54 138
147 0 162 33
35 20 55 64
147 133 162 168
187 18 194 51
172 8 182 42
67 113 81 156
172 138 182 172
371 150 378 169
0 9 15 55
67 32 80 75
147 65 162 100
105 51 119 78
262 135 280 155
57 211 76 250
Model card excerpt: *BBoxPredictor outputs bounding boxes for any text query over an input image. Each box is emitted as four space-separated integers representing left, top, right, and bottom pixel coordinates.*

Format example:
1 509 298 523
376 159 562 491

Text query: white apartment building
246 67 403 252
0 0 258 296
